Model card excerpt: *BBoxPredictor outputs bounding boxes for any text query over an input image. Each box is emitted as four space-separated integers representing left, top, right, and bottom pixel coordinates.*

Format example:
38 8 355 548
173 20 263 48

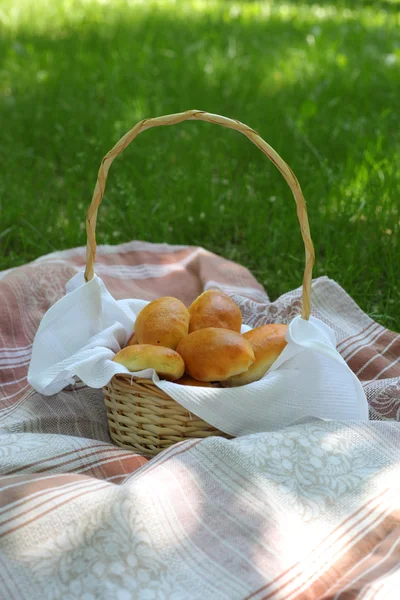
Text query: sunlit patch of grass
0 0 399 329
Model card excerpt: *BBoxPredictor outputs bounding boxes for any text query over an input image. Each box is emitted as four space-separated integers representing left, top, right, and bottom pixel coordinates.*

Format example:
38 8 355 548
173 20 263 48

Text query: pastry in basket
126 332 137 346
113 344 185 381
176 327 255 382
222 324 288 387
134 296 190 349
188 290 242 333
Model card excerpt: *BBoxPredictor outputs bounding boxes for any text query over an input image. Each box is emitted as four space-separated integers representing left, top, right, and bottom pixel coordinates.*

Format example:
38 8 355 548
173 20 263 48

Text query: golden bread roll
113 344 185 381
135 297 190 350
175 376 214 388
176 327 255 382
188 290 242 333
126 332 137 346
221 324 288 387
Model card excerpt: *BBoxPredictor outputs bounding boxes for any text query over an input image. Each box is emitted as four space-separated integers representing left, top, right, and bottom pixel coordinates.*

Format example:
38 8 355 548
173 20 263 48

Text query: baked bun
176 327 254 382
188 290 242 333
135 297 190 350
175 376 214 388
222 324 288 387
113 344 185 381
126 332 137 346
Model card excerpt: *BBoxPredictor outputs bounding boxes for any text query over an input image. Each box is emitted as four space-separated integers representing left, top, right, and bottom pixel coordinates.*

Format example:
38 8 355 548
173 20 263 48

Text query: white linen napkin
28 272 369 435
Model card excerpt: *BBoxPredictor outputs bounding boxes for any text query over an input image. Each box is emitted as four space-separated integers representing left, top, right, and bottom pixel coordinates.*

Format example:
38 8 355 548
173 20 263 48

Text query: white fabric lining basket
28 272 369 441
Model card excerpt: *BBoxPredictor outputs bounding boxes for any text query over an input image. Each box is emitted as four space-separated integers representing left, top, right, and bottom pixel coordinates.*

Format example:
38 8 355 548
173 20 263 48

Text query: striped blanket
0 241 399 600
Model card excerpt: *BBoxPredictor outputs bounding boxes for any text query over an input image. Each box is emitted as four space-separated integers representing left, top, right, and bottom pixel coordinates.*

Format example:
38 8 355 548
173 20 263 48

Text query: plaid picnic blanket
0 241 399 600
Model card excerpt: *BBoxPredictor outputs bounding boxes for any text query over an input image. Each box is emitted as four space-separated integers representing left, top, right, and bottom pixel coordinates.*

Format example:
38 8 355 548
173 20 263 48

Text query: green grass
0 0 399 330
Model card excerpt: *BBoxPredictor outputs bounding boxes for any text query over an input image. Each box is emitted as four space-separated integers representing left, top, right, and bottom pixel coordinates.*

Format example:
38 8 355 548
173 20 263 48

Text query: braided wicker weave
85 110 315 456
103 376 230 455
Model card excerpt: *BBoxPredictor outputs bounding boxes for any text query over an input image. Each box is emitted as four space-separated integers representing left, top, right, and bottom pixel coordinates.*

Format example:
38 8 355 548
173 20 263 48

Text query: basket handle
85 110 315 320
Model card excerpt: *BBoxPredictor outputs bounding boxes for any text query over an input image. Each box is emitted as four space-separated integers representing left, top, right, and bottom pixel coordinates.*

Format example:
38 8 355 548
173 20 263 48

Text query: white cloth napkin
28 273 369 435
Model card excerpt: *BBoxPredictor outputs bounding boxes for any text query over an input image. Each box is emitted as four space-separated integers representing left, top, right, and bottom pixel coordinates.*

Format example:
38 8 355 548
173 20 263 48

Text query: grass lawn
0 0 399 330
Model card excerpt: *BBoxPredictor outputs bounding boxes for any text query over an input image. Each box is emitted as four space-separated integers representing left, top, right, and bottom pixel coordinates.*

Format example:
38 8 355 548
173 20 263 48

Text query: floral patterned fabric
0 241 399 599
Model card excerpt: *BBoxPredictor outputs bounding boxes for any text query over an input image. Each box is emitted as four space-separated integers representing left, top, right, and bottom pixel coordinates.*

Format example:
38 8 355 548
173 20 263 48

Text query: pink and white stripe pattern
0 241 399 599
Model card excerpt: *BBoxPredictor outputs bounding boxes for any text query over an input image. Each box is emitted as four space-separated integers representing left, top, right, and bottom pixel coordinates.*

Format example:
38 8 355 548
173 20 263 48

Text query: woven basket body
85 110 315 457
104 375 229 455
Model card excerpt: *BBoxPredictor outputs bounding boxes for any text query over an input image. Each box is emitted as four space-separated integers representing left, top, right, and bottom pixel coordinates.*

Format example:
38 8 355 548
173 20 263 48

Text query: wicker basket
84 110 315 456
103 376 230 455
